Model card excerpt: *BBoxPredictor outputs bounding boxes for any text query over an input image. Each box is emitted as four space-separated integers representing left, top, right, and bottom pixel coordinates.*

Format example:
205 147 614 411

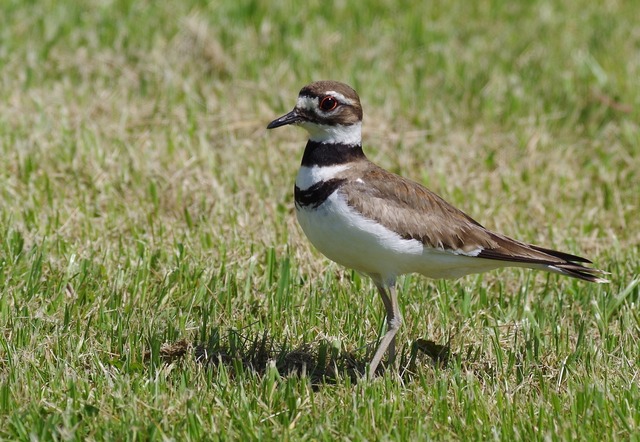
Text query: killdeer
267 80 608 376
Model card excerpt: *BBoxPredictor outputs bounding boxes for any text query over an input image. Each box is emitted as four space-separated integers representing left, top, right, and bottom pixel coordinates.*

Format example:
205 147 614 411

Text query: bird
266 80 608 377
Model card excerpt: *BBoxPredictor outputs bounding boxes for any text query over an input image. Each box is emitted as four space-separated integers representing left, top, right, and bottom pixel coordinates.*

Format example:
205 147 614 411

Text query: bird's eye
319 96 338 112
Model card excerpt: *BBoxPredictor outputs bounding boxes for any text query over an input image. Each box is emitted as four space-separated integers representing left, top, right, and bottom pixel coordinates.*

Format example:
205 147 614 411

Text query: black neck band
300 140 366 167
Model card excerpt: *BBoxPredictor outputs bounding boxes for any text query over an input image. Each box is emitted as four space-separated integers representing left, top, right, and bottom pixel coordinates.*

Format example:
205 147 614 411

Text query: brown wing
339 163 606 282
341 164 496 253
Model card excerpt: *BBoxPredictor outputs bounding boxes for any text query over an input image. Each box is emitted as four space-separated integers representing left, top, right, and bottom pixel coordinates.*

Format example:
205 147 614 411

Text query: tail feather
547 263 610 283
529 245 592 264
477 232 609 283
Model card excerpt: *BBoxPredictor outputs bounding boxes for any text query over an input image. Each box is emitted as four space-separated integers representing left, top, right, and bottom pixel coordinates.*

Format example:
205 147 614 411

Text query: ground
1 0 639 440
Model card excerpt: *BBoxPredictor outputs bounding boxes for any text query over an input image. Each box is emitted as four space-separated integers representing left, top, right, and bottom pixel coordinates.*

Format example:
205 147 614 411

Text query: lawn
1 0 639 440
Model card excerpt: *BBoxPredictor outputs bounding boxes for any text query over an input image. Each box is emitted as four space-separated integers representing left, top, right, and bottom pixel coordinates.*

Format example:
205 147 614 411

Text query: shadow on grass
148 329 451 385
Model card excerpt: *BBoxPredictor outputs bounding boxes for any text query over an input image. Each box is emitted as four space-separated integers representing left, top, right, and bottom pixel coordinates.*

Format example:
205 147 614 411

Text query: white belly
296 191 505 283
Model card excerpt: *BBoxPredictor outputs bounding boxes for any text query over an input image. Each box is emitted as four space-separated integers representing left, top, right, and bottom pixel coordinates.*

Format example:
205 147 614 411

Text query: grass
1 0 639 439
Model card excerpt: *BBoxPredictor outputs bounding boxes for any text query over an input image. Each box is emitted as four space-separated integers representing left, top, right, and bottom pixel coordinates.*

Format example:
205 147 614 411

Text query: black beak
267 109 302 129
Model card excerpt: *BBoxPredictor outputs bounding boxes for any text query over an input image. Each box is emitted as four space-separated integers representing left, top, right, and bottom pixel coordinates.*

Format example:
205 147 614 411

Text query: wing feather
338 163 606 282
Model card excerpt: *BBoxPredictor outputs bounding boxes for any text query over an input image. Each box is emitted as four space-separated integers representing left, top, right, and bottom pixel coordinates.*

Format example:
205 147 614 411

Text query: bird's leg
368 282 402 377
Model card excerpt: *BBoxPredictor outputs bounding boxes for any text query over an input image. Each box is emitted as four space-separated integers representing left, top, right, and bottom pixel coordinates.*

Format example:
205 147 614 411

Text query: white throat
303 122 362 145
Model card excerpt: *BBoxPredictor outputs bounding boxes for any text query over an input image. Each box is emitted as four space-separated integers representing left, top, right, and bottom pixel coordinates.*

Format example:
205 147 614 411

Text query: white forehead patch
296 95 317 111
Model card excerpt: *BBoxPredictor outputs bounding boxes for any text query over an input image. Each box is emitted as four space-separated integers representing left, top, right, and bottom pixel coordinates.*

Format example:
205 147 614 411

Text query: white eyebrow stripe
326 91 355 105
297 92 355 111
